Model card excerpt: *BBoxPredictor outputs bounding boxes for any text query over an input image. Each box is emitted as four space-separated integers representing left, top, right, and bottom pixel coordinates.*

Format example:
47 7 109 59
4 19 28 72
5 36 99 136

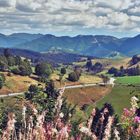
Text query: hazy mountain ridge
0 33 140 57
119 35 140 56
14 34 122 57
0 33 43 48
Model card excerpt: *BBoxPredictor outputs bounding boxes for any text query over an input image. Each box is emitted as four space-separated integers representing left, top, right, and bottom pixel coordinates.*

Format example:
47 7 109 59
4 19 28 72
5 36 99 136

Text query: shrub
35 62 53 77
0 61 8 71
19 59 32 76
19 65 28 76
61 67 66 75
68 72 79 82
92 62 103 73
7 56 15 66
11 67 20 75
4 48 11 58
0 73 5 83
38 76 48 83
108 67 118 74
0 73 5 89
86 59 92 71
0 76 4 89
28 84 39 93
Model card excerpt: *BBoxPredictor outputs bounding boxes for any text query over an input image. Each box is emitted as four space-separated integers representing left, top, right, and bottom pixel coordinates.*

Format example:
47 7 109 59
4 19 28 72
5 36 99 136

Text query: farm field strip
116 76 140 85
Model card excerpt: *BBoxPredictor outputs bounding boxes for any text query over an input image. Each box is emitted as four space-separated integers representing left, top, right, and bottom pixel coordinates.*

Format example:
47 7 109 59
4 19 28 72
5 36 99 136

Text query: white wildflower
103 116 114 140
131 96 139 109
69 113 72 117
59 112 64 118
114 128 120 140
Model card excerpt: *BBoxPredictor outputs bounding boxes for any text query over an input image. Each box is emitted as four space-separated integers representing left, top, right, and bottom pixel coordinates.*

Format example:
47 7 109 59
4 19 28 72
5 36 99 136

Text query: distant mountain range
0 33 140 57
0 33 43 48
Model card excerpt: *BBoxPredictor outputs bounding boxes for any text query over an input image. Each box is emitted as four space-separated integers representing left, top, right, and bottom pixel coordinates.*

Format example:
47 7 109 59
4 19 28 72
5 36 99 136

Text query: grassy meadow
116 76 140 85
96 85 140 116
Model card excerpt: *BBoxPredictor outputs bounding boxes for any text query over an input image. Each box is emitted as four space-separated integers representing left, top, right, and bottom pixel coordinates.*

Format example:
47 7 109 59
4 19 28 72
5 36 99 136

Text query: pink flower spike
123 108 130 116
134 116 140 123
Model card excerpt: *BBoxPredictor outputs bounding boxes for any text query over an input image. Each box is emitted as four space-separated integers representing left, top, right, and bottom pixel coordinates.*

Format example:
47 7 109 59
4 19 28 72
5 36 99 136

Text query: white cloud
107 12 129 25
0 0 16 7
16 0 42 12
130 15 140 22
128 6 140 16
0 0 139 36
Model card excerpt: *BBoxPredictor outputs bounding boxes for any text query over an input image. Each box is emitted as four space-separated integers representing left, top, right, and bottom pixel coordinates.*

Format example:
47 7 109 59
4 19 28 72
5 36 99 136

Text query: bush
19 59 32 76
0 74 5 89
11 67 20 75
100 74 109 84
68 72 79 82
28 85 39 93
7 72 12 77
86 59 92 71
38 76 48 83
7 56 15 66
92 62 103 73
19 65 28 76
61 68 66 75
74 68 82 78
0 77 4 89
4 48 11 58
14 56 22 65
0 73 5 83
108 67 118 74
0 61 8 71
35 62 53 77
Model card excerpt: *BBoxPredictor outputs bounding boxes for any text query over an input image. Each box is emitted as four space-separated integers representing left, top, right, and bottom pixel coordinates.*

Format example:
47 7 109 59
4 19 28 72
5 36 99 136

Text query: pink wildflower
134 116 140 123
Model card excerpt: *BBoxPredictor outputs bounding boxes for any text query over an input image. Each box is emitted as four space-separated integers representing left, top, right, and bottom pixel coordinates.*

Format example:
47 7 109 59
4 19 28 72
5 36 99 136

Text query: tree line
86 58 103 74
108 65 140 77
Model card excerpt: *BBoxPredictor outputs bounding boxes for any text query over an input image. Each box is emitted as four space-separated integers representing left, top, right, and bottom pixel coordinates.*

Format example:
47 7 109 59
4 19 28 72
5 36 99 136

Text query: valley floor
0 70 139 121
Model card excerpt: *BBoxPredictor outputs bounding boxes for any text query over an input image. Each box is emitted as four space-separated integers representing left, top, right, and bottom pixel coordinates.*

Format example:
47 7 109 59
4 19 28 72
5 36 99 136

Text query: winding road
0 78 116 98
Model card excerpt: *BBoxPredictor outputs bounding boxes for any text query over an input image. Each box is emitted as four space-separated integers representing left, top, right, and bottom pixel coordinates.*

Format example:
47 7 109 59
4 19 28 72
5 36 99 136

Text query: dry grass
79 74 102 84
63 85 112 107
74 58 131 70
0 72 41 95
51 72 102 88
50 73 60 81
98 58 131 69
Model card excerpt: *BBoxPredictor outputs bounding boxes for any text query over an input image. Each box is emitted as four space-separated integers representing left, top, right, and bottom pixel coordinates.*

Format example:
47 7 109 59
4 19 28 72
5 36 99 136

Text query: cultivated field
116 76 140 85
63 85 112 107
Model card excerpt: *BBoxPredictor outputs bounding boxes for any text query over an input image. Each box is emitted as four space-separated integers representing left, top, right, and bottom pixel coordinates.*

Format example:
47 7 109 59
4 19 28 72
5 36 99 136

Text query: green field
116 76 140 85
96 85 140 116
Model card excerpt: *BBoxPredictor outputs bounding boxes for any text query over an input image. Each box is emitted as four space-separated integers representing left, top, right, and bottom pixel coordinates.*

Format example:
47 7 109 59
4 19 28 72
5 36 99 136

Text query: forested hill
0 48 90 64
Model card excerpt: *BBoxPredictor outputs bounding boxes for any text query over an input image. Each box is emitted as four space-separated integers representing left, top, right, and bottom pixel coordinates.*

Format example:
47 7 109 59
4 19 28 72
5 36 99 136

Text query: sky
0 0 140 37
